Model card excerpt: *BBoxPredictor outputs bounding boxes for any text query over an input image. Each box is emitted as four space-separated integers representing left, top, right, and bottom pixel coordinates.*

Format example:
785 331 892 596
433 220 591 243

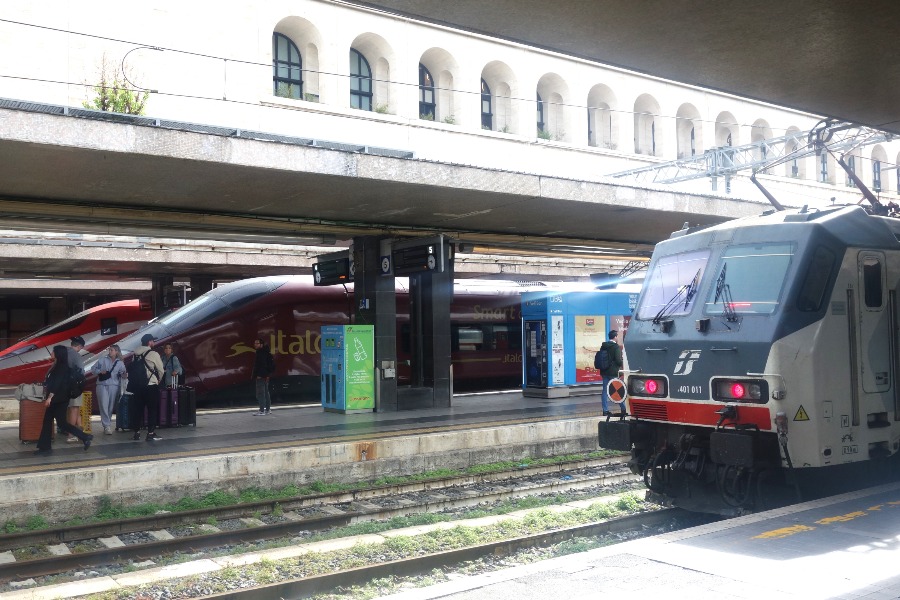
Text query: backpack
69 366 86 399
594 347 612 371
126 352 151 393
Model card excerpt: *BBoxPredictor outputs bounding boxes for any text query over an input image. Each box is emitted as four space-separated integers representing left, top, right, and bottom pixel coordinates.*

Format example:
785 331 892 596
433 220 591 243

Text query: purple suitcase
158 387 179 427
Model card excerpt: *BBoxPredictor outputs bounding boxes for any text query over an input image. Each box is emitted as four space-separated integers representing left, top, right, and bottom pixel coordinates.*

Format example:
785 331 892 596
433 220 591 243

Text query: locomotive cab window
704 243 794 316
636 249 710 320
100 317 117 335
861 255 884 309
797 246 835 312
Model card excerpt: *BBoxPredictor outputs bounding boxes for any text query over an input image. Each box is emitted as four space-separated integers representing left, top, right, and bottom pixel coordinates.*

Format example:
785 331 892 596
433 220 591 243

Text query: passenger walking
251 337 275 415
161 343 183 388
91 344 126 435
34 345 92 456
66 336 86 442
597 330 624 416
128 334 165 441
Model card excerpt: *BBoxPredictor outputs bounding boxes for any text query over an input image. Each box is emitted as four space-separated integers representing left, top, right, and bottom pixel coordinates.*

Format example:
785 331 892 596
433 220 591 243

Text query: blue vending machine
320 324 376 413
521 290 637 397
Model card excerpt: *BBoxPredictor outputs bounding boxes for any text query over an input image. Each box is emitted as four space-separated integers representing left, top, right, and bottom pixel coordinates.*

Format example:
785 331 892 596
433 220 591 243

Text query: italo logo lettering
673 350 701 376
226 330 322 358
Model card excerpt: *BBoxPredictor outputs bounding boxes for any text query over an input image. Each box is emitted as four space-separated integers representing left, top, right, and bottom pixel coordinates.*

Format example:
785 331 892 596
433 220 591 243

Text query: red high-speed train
0 300 153 385
89 277 529 405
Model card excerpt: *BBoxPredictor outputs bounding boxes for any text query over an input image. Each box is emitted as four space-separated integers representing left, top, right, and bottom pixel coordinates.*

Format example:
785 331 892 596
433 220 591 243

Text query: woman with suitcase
34 345 93 456
91 344 126 435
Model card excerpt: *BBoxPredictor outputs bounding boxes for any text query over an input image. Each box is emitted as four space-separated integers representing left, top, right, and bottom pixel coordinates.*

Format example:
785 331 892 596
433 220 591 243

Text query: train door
857 252 891 403
524 320 547 388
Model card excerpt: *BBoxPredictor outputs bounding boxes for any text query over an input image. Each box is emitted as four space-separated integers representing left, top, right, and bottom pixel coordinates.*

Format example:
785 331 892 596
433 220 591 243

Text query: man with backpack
251 337 275 415
127 333 165 441
595 330 624 416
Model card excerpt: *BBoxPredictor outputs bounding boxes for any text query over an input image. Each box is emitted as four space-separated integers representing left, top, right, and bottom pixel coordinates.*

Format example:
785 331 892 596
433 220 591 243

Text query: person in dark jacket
251 337 275 415
35 345 93 455
599 330 625 416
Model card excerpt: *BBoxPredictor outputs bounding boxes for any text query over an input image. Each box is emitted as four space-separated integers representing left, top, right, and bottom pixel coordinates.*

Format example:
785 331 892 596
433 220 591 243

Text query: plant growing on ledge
374 103 390 114
83 54 150 115
537 128 552 140
442 114 456 125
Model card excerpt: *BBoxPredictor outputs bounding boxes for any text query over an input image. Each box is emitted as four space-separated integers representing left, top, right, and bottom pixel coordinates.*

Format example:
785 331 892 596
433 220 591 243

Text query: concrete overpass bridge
0 101 767 286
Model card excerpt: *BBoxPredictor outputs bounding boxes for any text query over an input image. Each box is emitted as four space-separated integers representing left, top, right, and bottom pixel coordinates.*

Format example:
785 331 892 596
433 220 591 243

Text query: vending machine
320 324 375 413
521 290 636 397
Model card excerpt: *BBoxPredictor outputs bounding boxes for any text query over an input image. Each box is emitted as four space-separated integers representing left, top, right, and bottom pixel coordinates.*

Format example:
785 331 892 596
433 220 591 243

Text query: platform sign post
321 324 375 413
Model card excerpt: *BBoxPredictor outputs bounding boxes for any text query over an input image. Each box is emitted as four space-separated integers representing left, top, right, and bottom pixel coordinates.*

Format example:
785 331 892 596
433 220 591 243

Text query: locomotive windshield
703 243 794 315
636 249 710 320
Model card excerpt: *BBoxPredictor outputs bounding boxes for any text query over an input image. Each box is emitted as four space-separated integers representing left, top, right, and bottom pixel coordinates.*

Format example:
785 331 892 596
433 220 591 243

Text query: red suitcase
19 399 47 443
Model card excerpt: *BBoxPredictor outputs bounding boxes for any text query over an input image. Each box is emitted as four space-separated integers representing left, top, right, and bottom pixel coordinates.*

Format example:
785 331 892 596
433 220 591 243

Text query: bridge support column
150 275 173 318
353 236 398 412
190 275 214 299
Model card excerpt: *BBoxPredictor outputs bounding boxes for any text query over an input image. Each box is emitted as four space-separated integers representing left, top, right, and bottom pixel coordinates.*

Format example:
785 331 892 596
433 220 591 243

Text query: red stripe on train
629 398 773 431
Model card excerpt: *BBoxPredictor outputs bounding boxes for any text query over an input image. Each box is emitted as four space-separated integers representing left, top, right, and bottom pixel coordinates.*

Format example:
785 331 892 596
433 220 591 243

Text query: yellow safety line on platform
1 408 599 477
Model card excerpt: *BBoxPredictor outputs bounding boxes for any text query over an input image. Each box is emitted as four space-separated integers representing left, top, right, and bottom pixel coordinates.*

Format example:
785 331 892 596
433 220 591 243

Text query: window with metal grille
350 49 372 111
273 33 302 99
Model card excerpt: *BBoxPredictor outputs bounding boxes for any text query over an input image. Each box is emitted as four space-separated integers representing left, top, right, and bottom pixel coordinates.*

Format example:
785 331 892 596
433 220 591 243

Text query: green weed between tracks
3 450 622 531
83 493 645 600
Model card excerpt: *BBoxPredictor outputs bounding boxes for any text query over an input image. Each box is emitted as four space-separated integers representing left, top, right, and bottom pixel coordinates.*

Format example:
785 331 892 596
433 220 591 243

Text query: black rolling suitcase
115 393 131 431
177 385 196 426
116 393 147 431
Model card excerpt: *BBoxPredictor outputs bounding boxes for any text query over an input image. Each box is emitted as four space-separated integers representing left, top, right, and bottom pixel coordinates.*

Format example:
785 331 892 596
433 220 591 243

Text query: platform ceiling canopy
353 0 900 135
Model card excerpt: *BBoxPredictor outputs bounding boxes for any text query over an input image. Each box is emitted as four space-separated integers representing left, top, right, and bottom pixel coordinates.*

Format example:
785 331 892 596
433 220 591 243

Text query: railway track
0 455 635 587
201 508 716 600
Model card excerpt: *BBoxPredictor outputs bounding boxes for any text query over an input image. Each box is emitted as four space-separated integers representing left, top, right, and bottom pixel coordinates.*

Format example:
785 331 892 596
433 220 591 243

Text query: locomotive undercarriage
600 419 790 516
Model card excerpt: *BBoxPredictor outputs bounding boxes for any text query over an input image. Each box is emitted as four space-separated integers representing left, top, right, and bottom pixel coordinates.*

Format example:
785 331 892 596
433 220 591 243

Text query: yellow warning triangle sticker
793 405 810 421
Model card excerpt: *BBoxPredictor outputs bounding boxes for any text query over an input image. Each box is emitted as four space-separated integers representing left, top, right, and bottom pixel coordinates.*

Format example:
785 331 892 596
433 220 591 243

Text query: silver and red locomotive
600 205 900 515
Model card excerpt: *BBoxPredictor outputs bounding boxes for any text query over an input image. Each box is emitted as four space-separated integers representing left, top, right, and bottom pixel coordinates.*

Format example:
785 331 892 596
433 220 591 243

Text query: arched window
690 127 696 156
651 121 656 155
536 93 545 135
350 49 372 111
846 155 856 188
481 79 493 130
874 160 882 192
419 64 435 120
273 33 302 99
820 153 829 183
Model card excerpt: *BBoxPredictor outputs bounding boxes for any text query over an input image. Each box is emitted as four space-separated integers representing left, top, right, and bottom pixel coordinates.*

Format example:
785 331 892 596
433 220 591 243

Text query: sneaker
132 431 141 441
252 411 266 416
264 410 271 415
83 434 93 451
104 426 112 435
146 432 162 441
66 436 78 443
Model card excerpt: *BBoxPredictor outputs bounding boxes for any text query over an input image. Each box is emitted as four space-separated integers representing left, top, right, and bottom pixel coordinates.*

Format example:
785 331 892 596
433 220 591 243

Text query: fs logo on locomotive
673 350 701 376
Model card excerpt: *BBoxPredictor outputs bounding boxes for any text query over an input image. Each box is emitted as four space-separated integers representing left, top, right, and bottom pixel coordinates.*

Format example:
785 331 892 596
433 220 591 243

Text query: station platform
380 481 900 600
0 390 603 523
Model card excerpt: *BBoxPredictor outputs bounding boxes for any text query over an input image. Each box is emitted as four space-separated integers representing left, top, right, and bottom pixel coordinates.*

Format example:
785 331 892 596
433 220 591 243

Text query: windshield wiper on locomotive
652 269 701 324
713 264 738 323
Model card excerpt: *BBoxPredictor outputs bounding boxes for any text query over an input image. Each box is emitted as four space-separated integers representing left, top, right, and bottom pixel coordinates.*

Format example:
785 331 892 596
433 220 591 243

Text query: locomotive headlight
713 378 768 403
629 376 667 398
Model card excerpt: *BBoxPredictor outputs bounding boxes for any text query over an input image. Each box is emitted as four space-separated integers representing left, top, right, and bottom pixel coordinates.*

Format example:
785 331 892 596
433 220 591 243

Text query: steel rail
201 509 713 600
0 463 636 581
0 455 627 552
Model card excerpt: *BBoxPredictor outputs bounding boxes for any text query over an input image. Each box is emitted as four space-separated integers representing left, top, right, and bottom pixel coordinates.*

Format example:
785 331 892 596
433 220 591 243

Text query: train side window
863 257 883 309
100 318 117 335
457 326 485 351
797 246 835 312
